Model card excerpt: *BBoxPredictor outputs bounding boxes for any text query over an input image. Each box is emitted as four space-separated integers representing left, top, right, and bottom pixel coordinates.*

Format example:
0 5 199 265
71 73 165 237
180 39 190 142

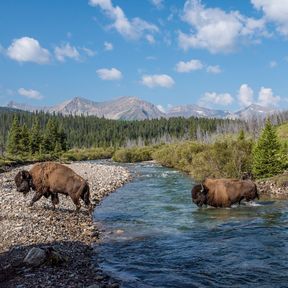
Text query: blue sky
0 0 288 112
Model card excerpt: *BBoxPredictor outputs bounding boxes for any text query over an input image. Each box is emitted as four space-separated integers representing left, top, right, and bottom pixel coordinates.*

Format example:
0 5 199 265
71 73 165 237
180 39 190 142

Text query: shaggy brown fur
14 162 92 213
191 178 259 208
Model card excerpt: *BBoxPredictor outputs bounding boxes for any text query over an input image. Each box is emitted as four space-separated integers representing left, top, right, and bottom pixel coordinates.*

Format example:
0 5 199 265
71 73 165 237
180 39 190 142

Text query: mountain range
6 96 277 121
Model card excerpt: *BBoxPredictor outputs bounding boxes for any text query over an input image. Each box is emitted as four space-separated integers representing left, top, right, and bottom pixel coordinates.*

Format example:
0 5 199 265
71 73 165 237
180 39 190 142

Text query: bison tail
80 182 93 214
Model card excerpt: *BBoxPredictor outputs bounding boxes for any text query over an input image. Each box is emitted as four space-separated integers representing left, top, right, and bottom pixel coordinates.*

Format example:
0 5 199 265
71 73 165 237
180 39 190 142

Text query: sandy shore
0 161 131 288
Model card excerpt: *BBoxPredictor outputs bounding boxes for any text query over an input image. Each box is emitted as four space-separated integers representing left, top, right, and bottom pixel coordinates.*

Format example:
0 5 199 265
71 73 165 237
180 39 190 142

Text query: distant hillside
167 104 231 119
277 122 288 143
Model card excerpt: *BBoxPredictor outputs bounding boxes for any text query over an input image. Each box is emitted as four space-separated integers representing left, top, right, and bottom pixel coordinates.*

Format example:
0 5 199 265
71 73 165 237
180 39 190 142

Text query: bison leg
51 193 59 210
71 196 81 213
29 192 43 207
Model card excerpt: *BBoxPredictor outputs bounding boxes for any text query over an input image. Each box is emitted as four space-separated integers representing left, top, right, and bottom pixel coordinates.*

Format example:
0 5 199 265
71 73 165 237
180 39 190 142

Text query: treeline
0 108 248 153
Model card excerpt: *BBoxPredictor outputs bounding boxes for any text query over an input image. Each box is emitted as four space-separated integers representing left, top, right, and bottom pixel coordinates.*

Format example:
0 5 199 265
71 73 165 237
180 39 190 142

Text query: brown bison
191 178 259 208
14 162 92 213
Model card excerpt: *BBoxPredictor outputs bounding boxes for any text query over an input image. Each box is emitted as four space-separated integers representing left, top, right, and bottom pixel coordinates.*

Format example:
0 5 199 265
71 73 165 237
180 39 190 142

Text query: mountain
6 97 278 121
228 104 277 120
167 104 231 119
7 96 165 120
7 101 49 113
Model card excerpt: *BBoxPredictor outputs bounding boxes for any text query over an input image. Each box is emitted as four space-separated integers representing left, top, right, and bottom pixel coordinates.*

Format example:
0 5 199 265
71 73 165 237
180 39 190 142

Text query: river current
94 162 288 288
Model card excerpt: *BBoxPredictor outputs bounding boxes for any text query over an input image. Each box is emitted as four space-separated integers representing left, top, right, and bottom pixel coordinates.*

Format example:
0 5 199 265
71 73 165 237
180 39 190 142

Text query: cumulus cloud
269 60 277 68
146 34 156 44
151 0 164 9
176 59 204 73
206 65 222 74
54 43 80 62
179 0 265 53
89 0 158 40
141 74 175 88
199 91 234 107
257 86 280 107
82 47 97 57
238 84 254 107
7 37 50 64
104 41 113 51
18 88 43 100
252 0 288 36
96 67 122 80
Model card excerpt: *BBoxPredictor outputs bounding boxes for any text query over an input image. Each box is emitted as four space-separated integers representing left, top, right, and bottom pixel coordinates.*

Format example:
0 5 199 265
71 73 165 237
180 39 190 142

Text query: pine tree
19 124 30 158
30 118 42 155
252 119 283 178
6 116 22 157
42 118 58 154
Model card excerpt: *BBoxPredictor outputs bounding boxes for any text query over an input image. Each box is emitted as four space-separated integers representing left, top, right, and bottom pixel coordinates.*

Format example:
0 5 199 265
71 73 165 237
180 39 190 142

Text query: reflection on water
94 163 288 288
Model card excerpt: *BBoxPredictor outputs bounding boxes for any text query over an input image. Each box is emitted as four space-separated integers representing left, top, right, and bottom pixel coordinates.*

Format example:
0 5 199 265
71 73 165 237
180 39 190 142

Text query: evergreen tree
30 118 42 155
42 118 58 154
19 124 30 158
6 116 22 156
252 119 283 178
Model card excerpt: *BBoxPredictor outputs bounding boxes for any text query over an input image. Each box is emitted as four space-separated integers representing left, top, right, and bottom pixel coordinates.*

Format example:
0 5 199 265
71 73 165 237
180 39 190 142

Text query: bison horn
200 183 204 193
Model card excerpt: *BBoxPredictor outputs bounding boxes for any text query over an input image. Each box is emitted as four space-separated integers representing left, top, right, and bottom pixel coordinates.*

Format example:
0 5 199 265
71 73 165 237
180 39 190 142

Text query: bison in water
14 162 92 213
191 178 259 208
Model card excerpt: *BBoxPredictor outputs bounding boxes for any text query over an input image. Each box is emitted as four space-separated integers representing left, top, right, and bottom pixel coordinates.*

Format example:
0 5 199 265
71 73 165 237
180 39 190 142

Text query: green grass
277 122 288 144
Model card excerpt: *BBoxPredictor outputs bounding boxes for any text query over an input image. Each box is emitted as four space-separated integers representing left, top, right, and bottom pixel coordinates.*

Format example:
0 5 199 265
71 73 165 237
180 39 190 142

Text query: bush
113 146 154 163
61 147 114 162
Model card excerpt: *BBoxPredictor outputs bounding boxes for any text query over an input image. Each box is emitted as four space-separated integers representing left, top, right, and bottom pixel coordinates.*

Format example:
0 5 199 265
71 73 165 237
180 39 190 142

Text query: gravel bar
0 161 131 288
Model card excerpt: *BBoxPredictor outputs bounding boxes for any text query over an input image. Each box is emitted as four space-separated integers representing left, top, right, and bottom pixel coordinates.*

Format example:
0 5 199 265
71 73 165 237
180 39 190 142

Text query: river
94 162 288 288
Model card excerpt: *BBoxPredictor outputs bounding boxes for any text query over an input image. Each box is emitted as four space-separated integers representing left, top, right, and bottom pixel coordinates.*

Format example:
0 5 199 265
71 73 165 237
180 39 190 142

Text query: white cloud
151 0 164 9
146 56 157 61
104 41 113 51
89 0 158 40
238 84 254 107
176 59 204 73
269 60 277 68
18 88 43 100
54 43 80 62
206 65 222 74
146 34 156 44
82 47 97 57
179 0 265 53
257 86 280 107
252 0 288 36
96 67 122 80
7 37 50 64
141 74 175 88
199 91 234 106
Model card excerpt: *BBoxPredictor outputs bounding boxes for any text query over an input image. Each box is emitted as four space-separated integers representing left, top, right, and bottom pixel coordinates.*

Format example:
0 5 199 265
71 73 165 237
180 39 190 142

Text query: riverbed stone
23 247 47 267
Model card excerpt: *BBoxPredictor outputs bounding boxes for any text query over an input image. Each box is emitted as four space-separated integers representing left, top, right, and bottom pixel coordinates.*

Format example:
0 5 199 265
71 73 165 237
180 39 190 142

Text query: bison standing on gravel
14 162 93 214
191 178 259 208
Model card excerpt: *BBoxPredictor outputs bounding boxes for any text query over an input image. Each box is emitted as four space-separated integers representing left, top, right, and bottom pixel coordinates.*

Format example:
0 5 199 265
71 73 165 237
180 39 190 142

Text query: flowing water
94 163 288 288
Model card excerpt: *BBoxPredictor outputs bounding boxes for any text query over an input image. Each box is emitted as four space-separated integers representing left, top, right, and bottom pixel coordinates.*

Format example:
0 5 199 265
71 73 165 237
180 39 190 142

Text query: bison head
14 170 33 195
191 184 208 207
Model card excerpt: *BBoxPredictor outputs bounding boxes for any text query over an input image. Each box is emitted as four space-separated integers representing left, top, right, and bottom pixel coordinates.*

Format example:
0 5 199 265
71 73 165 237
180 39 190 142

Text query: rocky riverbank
0 161 131 288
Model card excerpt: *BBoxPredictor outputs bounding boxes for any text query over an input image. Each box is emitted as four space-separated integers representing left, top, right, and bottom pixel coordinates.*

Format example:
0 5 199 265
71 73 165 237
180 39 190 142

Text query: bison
191 178 259 208
14 162 92 213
